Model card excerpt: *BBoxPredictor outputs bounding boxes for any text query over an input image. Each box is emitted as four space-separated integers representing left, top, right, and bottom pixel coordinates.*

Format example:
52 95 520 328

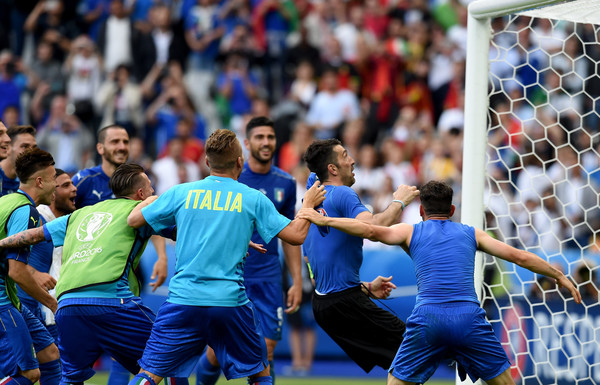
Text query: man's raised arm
128 195 158 228
276 181 326 245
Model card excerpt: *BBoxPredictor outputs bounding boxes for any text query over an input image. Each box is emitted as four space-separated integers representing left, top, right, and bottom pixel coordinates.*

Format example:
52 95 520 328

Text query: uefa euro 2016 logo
76 212 113 242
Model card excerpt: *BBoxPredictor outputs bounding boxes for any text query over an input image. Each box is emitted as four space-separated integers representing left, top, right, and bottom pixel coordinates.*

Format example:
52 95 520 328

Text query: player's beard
105 150 129 168
250 145 273 165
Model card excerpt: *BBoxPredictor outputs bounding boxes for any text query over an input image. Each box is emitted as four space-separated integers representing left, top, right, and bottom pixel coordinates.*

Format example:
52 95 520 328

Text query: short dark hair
97 124 126 144
109 163 145 197
55 168 66 178
15 148 54 182
303 139 341 182
7 125 36 141
246 116 274 137
420 180 453 216
205 129 240 171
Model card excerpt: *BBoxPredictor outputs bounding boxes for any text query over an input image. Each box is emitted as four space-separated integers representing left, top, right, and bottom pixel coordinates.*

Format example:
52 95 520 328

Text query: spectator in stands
79 0 112 41
27 40 65 99
305 66 361 140
216 52 259 118
278 121 313 174
37 95 94 174
98 0 134 74
64 35 102 126
353 144 386 207
152 137 200 195
185 0 224 72
95 64 144 136
0 51 21 117
2 105 20 127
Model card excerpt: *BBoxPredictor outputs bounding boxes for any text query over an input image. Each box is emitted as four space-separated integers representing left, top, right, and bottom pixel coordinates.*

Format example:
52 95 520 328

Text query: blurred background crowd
0 0 599 261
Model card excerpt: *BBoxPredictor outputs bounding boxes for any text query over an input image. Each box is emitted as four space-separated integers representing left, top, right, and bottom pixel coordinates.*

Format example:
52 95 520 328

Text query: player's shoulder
73 165 103 185
270 166 295 183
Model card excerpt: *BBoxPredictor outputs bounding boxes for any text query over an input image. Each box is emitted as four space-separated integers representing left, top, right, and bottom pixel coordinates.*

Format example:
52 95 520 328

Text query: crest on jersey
274 188 284 202
315 208 330 236
76 212 113 242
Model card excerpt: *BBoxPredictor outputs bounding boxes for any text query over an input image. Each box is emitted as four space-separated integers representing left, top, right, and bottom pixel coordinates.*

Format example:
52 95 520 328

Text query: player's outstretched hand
370 276 397 299
297 207 327 226
556 275 582 304
149 257 168 292
392 185 420 206
303 180 326 208
249 241 266 254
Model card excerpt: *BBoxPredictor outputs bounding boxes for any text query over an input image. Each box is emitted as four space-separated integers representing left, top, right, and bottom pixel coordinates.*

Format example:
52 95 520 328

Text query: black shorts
312 285 406 373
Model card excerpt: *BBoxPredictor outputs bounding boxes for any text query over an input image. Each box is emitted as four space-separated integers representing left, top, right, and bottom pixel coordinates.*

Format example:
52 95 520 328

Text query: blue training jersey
141 175 291 307
72 165 114 208
0 167 20 197
0 191 40 307
303 184 369 294
409 220 479 307
238 162 296 281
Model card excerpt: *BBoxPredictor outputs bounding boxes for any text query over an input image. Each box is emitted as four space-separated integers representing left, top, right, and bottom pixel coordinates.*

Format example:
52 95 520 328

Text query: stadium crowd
0 0 599 265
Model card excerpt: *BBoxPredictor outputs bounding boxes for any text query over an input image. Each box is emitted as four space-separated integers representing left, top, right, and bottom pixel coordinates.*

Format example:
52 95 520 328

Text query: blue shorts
0 304 51 375
389 302 511 384
245 280 284 341
139 301 268 380
20 300 59 344
55 297 155 383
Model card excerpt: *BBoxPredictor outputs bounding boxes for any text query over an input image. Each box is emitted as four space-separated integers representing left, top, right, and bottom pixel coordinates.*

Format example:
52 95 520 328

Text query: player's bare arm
27 264 57 290
0 226 46 248
475 228 582 304
9 259 58 312
277 181 326 245
356 185 419 226
282 242 302 313
127 195 159 228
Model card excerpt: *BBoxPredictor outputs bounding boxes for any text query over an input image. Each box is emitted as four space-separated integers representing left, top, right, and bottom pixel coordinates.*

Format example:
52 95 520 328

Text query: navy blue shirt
0 167 20 197
72 165 114 208
238 162 296 281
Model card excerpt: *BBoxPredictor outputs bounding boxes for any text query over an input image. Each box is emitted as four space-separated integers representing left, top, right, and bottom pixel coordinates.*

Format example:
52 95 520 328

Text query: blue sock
128 373 156 385
39 359 61 385
1 375 35 385
195 354 220 385
108 361 131 385
268 360 275 385
247 376 272 385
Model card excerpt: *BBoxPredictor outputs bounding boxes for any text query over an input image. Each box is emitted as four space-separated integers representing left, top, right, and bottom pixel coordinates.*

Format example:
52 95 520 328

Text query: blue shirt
0 191 40 307
409 220 479 307
141 175 291 307
72 165 113 208
0 167 20 197
238 162 296 281
43 210 160 303
303 185 369 294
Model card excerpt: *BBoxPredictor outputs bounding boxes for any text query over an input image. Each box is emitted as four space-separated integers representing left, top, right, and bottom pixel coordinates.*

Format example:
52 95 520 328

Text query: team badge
76 212 113 241
274 188 284 202
316 207 330 236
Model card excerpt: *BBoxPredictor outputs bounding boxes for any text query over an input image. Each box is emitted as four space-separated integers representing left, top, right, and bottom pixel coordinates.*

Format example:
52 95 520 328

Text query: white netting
481 10 600 385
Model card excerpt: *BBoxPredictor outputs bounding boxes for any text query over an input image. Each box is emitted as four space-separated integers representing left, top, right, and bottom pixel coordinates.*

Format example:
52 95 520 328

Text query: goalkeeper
298 180 581 385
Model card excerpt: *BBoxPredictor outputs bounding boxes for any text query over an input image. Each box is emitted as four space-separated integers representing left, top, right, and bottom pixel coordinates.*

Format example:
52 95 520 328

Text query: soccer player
125 129 326 385
16 169 77 341
0 121 10 160
0 148 60 385
0 125 37 197
195 116 302 385
301 138 419 373
72 124 165 385
298 180 582 385
0 164 189 385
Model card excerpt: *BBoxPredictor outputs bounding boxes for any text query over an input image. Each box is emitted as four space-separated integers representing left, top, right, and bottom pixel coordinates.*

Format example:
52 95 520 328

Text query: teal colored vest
0 192 35 309
56 199 146 299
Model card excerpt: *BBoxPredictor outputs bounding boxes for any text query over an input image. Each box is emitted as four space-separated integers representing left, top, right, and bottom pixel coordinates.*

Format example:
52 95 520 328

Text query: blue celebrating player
0 125 37 197
126 129 325 385
195 116 301 385
298 180 581 385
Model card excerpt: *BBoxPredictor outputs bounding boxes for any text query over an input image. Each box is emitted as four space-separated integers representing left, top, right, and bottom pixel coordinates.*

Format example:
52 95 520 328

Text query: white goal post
462 0 600 384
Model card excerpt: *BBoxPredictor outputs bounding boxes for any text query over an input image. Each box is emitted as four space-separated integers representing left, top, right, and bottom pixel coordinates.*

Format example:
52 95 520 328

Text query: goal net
463 1 600 384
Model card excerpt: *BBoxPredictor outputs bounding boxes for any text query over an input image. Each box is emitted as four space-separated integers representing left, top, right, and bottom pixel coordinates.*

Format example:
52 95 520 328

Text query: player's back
72 165 112 208
149 175 290 307
409 220 479 307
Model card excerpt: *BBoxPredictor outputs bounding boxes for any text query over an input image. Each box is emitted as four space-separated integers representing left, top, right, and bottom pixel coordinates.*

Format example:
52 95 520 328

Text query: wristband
392 199 406 210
